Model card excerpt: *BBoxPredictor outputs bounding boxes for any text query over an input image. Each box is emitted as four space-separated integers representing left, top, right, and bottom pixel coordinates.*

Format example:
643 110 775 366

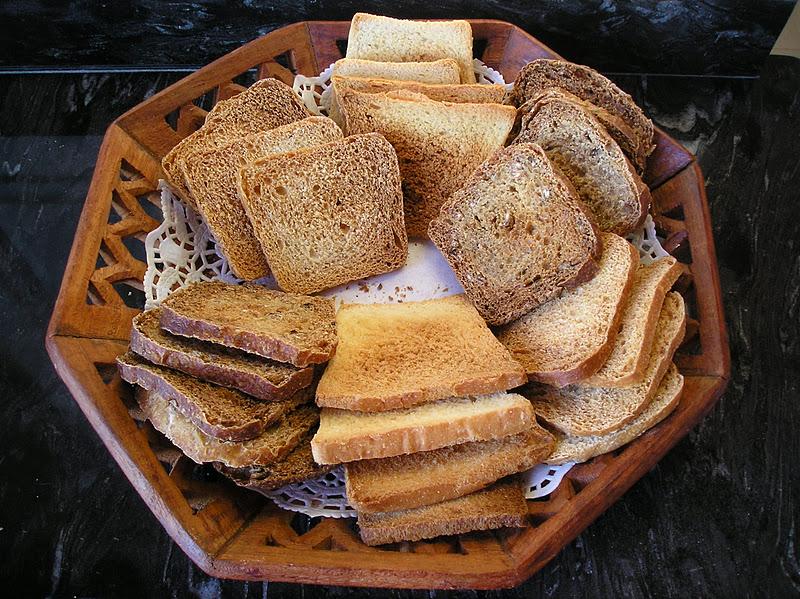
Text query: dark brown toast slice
158 282 337 367
130 308 314 401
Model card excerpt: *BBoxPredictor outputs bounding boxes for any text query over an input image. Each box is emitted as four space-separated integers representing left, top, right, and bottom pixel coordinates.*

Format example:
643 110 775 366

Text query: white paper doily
265 467 355 518
523 462 575 498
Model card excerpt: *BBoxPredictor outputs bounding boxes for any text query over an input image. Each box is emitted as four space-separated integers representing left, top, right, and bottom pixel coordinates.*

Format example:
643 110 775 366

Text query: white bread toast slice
331 57 461 83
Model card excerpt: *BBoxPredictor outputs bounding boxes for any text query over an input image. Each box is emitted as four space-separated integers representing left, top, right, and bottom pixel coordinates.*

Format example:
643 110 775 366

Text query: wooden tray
46 20 730 589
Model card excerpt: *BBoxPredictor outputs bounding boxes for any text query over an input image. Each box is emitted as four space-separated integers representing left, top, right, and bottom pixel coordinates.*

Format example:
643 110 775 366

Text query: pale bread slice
585 256 682 387
337 88 515 237
429 143 602 326
497 233 639 387
346 13 476 83
525 292 686 436
236 133 408 294
357 480 528 546
311 392 535 464
546 363 684 464
315 295 526 412
331 57 461 83
179 117 342 280
345 424 554 513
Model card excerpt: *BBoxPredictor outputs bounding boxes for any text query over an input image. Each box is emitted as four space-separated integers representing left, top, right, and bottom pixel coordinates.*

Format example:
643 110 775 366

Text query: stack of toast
117 12 690 547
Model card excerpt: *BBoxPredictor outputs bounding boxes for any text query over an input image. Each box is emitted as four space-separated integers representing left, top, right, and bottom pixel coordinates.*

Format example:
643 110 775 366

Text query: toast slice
515 96 651 235
236 133 408 294
159 282 337 367
525 292 686 436
429 143 602 326
508 59 655 167
179 116 342 279
311 392 535 464
546 363 684 464
136 388 319 468
346 13 476 83
161 79 310 206
337 88 515 237
345 424 554 513
316 295 526 412
130 308 313 401
585 256 682 387
497 233 638 387
117 353 311 442
357 480 528 546
331 57 461 84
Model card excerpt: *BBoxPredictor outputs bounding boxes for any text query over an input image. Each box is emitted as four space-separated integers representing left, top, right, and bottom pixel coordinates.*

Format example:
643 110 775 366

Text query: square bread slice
497 232 638 387
179 116 343 280
584 256 682 387
546 363 684 464
515 94 651 235
315 295 526 412
357 480 528 546
158 282 337 367
311 392 535 464
338 88 515 237
331 57 461 84
345 423 554 513
429 143 602 326
524 291 686 437
346 13 476 83
236 133 408 294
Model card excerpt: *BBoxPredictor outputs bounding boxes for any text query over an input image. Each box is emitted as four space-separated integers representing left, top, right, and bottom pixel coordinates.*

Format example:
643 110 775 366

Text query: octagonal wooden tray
46 20 730 589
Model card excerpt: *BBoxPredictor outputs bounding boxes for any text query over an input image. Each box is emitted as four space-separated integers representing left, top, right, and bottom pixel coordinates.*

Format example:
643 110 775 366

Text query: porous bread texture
130 308 314 401
345 424 554 513
116 353 311 442
136 388 319 468
315 295 526 412
515 97 651 235
429 143 602 326
159 282 337 367
357 480 528 546
236 133 408 294
508 59 655 166
161 78 310 206
525 291 686 436
585 256 682 387
346 13 476 83
331 58 461 84
311 392 535 464
497 233 639 387
546 363 684 464
179 116 343 280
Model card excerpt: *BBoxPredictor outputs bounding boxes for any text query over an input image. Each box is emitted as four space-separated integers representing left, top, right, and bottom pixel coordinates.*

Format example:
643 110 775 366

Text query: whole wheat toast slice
136 388 318 468
357 480 528 546
236 133 408 294
130 308 313 401
346 13 476 83
497 233 639 387
429 143 602 326
337 88 515 237
524 292 686 436
159 282 337 367
117 353 311 442
345 424 554 513
546 363 684 464
315 295 526 412
311 392 535 464
331 57 461 84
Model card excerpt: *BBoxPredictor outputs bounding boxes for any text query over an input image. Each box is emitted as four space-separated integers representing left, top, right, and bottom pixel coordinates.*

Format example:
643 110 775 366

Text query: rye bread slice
130 308 313 401
117 353 311 442
136 387 319 468
159 282 337 367
428 142 602 326
497 233 639 387
331 57 462 84
357 480 528 546
345 423 554 513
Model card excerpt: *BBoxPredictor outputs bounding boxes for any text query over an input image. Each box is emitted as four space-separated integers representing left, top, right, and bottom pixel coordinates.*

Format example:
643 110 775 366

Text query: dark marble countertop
1 6 799 598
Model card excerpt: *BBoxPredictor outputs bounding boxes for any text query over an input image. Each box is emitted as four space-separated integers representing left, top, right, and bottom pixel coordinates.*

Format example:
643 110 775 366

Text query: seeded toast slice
158 282 336 367
331 57 461 84
429 143 602 326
